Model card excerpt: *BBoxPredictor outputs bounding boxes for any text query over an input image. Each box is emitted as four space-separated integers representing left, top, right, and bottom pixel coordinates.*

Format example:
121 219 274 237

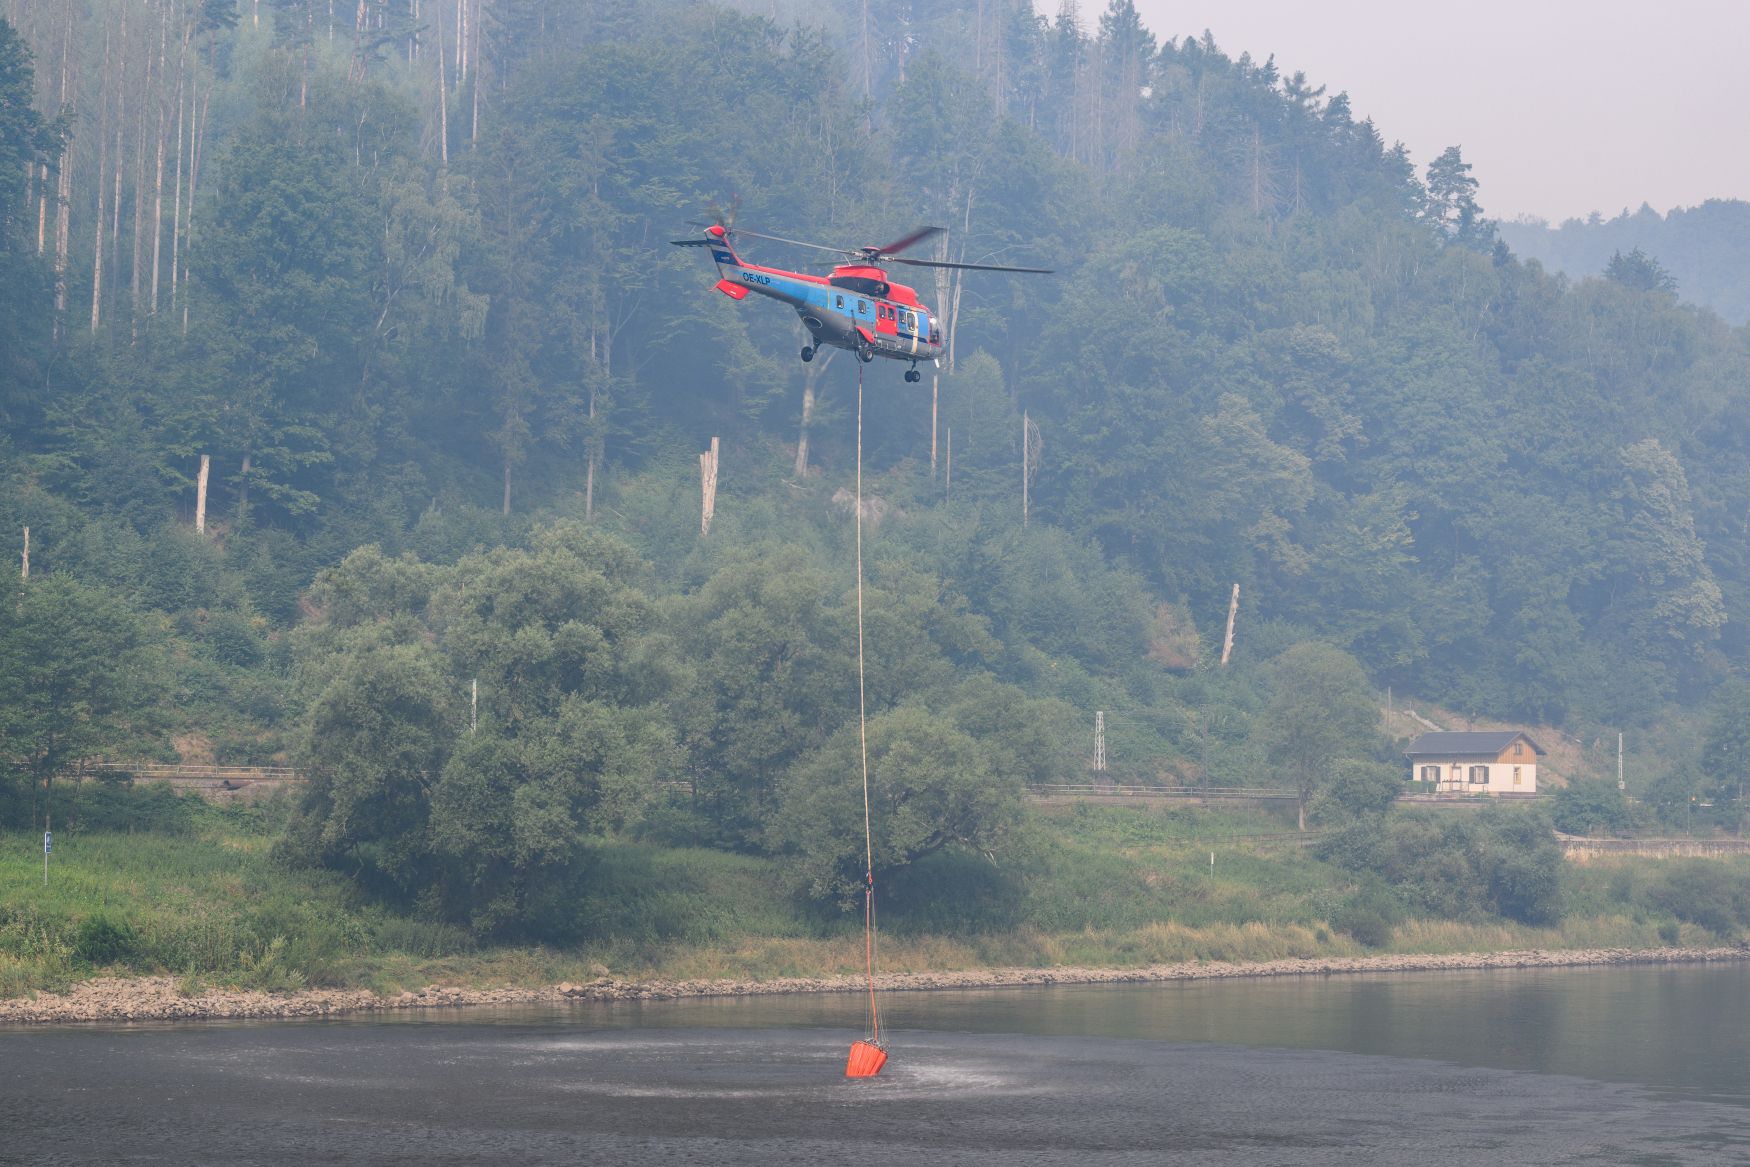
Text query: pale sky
1130 0 1750 223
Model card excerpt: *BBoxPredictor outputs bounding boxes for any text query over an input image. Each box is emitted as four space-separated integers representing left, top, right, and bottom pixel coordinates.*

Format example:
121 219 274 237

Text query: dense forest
1500 200 1750 326
4 0 1750 934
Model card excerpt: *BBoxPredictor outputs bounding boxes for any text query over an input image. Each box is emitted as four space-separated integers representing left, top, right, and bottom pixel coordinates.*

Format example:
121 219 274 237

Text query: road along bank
3 944 1747 1025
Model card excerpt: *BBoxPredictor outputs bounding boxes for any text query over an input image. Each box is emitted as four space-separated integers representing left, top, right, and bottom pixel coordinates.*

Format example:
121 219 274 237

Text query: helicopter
671 223 1050 382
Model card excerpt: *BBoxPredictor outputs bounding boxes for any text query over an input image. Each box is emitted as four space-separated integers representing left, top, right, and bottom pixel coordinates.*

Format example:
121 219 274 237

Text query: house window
1469 766 1489 785
1513 740 1524 757
1513 766 1523 786
1419 765 1440 782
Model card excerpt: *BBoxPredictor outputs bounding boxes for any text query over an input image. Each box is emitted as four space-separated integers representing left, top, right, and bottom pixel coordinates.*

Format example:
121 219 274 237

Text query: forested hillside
1500 201 1750 326
4 0 1750 922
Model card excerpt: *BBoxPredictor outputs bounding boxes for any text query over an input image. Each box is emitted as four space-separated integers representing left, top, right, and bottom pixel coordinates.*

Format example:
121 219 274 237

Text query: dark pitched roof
1405 731 1546 757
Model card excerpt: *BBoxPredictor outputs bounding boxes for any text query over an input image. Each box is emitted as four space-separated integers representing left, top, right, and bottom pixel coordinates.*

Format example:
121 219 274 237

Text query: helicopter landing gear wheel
801 345 815 363
904 368 920 383
857 342 874 363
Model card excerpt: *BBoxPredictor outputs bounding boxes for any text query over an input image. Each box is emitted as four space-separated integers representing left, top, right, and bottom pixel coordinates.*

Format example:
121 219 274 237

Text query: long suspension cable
854 357 881 1048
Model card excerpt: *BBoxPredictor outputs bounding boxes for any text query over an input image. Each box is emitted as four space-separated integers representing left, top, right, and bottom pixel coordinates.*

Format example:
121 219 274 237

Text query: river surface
4 963 1750 1164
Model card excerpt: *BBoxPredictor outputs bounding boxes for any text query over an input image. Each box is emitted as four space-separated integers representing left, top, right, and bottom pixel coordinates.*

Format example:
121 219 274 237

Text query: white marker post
43 823 51 886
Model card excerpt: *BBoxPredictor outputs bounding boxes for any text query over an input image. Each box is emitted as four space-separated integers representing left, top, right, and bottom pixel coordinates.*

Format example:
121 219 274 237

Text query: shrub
1645 861 1744 936
1331 887 1399 948
73 915 141 967
1553 780 1629 836
1320 808 1563 927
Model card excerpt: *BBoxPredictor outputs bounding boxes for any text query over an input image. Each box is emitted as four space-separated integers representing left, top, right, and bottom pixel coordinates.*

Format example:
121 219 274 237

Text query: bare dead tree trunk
185 47 211 335
699 436 719 536
584 394 597 520
795 348 834 477
149 74 169 316
300 1 311 109
1221 583 1239 665
237 452 252 524
585 323 610 522
50 5 71 332
91 26 111 333
470 0 480 146
1022 411 1042 527
130 102 147 335
171 27 189 305
1250 124 1263 215
858 0 871 107
53 145 70 330
930 368 939 478
950 187 974 369
195 454 210 533
112 4 128 284
36 160 47 254
435 11 449 165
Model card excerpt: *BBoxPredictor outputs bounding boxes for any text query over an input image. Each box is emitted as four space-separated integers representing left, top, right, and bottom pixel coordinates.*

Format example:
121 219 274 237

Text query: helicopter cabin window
857 298 869 315
835 294 845 310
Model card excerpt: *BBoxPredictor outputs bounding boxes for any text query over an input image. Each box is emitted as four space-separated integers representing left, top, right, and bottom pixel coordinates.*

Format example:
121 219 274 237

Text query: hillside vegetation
2 0 1749 962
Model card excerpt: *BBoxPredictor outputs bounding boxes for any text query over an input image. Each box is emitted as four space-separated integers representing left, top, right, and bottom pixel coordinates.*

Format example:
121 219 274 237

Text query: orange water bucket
845 1039 887 1077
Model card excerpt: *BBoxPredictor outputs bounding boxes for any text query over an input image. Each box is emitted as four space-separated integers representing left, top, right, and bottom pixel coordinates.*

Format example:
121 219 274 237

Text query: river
3 963 1749 1164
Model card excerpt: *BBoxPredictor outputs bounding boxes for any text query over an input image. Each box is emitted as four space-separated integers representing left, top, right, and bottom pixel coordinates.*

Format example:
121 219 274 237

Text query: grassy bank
3 796 1745 999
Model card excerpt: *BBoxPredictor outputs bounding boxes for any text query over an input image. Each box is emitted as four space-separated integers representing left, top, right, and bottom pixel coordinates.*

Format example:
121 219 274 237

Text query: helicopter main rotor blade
886 256 1054 273
872 225 945 258
726 228 849 256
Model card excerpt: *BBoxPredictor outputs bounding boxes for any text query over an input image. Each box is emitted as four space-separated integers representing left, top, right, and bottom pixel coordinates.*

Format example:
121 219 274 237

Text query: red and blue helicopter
671 223 1050 382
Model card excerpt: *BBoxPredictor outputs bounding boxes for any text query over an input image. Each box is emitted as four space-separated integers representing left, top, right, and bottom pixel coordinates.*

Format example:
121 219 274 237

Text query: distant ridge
1499 199 1750 325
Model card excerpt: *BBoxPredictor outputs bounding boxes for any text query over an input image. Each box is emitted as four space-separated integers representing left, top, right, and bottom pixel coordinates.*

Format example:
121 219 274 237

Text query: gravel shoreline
4 945 1747 1026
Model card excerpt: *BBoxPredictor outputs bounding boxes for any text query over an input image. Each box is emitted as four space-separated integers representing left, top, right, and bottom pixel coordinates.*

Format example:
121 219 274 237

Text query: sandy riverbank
3 945 1747 1026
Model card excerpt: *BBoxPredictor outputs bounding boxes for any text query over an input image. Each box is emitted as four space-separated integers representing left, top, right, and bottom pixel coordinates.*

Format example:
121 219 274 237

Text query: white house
1406 730 1544 795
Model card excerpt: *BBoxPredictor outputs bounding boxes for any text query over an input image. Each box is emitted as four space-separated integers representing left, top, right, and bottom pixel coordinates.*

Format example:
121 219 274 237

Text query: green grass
2 795 1739 999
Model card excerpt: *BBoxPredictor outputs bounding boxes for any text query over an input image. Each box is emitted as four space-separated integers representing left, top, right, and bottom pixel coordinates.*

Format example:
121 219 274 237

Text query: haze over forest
4 0 1750 915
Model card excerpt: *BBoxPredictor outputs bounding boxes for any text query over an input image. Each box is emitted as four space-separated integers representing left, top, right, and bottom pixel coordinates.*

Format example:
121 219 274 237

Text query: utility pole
1094 711 1106 775
1618 732 1625 792
470 678 478 733
20 526 28 581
